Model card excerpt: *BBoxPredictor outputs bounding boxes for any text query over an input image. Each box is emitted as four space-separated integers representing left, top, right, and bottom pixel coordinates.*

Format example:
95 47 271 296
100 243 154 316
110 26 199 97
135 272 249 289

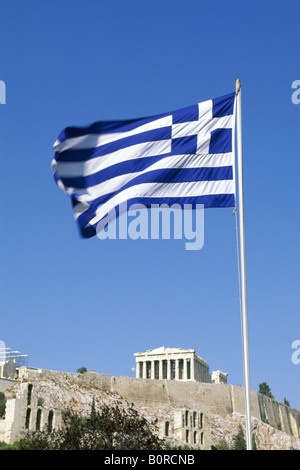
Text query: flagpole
235 78 252 450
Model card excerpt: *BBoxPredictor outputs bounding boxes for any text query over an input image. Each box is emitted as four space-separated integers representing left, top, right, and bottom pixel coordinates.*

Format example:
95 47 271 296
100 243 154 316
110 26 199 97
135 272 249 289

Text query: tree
284 397 290 407
212 427 256 450
77 367 88 374
15 402 164 450
258 382 274 398
211 438 231 450
231 425 246 450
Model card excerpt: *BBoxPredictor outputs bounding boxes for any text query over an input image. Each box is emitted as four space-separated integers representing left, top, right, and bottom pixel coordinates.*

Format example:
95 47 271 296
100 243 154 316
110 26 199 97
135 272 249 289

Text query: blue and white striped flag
52 92 236 238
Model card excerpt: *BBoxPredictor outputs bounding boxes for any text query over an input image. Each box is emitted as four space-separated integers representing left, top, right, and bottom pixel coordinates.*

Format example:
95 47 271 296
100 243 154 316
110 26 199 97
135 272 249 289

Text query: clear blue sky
1 1 299 411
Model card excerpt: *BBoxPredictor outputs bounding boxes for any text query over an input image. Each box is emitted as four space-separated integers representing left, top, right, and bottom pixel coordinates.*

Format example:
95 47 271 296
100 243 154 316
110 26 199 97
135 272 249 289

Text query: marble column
159 360 163 380
191 356 195 381
183 358 187 380
175 359 179 380
167 360 171 380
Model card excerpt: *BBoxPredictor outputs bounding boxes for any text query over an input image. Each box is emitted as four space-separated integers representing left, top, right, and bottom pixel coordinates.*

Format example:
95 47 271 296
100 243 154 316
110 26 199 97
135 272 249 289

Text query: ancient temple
134 347 226 383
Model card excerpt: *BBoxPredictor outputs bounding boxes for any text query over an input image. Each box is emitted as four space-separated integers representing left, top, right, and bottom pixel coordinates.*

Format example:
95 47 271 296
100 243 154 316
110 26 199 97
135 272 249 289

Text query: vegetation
258 382 274 399
0 401 164 450
211 438 231 450
232 425 247 450
212 425 256 450
0 441 22 450
258 384 291 408
0 392 6 418
284 397 290 407
77 367 88 374
164 441 200 450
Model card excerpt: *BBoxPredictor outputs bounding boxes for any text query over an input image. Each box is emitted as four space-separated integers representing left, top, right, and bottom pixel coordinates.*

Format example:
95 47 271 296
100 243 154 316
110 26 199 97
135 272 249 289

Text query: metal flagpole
235 78 252 450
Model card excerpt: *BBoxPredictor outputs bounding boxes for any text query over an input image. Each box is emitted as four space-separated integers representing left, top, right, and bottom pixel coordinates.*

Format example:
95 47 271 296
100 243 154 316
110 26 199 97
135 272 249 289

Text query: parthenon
134 347 225 383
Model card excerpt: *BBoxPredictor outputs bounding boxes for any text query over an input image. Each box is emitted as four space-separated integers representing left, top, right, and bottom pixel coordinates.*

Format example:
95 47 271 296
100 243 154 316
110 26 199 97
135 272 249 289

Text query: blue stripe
60 136 199 190
57 93 234 143
57 112 170 143
80 224 98 238
172 104 199 123
212 92 235 118
55 126 172 163
171 135 197 155
60 155 164 189
209 128 232 154
53 173 60 185
74 167 233 230
75 203 98 231
123 194 235 210
57 100 202 144
58 100 200 144
117 167 233 194
64 165 232 196
77 193 235 238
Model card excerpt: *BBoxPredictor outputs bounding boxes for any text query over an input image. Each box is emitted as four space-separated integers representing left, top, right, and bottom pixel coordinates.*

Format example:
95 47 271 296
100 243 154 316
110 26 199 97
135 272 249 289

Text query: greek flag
52 92 236 238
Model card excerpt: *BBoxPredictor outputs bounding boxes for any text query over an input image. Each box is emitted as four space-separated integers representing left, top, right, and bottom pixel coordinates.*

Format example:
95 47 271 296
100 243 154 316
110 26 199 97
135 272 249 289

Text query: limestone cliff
2 368 300 450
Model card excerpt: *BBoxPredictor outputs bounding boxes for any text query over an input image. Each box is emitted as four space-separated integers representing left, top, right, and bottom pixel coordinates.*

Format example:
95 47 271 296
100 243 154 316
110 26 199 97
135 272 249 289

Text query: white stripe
72 152 234 219
72 152 234 203
198 99 212 118
53 102 231 153
197 115 234 153
172 114 234 154
171 101 232 137
171 100 211 138
54 113 233 179
89 179 234 227
53 115 172 153
54 139 172 178
73 202 90 220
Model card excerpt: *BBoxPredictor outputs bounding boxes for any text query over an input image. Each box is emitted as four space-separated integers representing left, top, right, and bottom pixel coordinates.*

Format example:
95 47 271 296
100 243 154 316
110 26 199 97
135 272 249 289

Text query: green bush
0 393 6 418
212 426 256 450
11 401 164 450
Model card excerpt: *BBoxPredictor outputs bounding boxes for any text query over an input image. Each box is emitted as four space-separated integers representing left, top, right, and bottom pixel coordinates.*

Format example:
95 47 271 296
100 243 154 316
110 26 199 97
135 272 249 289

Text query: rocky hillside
5 373 300 450
208 412 300 450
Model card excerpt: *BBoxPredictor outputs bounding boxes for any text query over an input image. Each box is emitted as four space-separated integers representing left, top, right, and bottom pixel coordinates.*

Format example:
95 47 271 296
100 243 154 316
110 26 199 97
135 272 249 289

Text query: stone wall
1 367 300 449
1 377 62 444
15 367 300 437
0 377 16 394
257 393 300 438
0 420 5 442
